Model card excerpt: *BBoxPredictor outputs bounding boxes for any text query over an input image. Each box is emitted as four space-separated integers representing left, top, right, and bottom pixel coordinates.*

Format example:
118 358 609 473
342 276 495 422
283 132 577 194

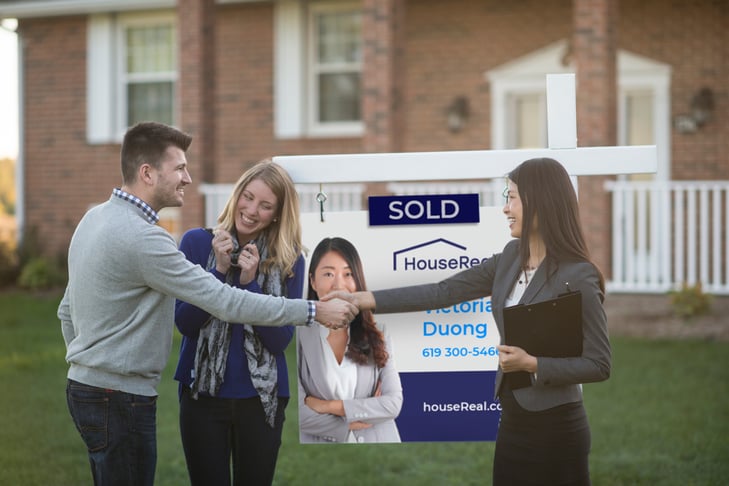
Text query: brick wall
20 16 120 257
619 0 728 181
573 0 618 277
400 0 572 151
17 0 728 258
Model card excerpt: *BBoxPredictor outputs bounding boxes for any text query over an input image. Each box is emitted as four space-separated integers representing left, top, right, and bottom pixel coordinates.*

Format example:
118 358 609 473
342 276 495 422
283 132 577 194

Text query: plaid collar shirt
111 188 160 225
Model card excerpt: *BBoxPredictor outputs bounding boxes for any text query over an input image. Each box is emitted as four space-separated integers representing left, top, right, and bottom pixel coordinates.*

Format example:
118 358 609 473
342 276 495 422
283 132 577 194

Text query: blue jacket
174 227 303 399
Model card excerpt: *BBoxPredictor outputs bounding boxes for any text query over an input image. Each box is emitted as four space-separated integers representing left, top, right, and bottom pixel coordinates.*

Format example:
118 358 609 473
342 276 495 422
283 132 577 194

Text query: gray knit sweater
58 195 309 396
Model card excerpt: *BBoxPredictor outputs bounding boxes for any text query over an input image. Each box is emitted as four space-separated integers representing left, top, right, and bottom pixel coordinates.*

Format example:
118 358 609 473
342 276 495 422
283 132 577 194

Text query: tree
0 157 15 215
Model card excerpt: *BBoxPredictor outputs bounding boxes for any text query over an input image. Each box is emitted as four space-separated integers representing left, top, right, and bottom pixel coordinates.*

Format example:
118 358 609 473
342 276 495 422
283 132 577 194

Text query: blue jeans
66 379 157 486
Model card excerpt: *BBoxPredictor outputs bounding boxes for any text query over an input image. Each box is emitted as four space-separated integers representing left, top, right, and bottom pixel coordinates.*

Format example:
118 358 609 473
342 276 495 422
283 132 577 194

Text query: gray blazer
297 324 403 443
373 239 610 412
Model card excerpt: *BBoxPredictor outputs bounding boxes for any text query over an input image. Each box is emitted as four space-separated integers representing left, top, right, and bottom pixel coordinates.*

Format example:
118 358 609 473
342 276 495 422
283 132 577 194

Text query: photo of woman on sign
297 237 403 443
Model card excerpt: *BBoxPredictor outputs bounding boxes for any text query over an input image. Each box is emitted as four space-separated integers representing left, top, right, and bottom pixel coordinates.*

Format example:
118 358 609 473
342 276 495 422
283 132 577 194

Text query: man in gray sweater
58 121 356 486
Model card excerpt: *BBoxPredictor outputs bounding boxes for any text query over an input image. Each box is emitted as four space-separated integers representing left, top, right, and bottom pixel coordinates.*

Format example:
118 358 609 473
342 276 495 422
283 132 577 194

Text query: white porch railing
606 180 729 295
200 179 729 296
198 183 366 227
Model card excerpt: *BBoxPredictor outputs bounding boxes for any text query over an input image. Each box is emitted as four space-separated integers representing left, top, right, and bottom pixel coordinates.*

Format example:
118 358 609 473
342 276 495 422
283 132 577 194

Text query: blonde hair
217 159 302 278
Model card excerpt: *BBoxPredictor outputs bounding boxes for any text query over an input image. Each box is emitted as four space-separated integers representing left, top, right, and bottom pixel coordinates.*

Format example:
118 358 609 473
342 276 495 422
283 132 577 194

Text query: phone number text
421 346 499 358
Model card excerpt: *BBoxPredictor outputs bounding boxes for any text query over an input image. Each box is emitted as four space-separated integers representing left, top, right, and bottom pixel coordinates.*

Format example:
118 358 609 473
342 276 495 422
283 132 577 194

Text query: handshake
312 291 376 329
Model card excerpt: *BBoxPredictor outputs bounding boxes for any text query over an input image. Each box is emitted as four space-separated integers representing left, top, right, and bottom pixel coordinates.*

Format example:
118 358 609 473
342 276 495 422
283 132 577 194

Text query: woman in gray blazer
327 158 611 484
298 237 403 443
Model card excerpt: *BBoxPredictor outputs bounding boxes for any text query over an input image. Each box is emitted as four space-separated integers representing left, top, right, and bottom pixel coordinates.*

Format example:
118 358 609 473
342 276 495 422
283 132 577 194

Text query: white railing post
711 186 723 294
699 187 710 287
659 182 671 291
610 181 625 288
673 188 685 287
687 186 697 286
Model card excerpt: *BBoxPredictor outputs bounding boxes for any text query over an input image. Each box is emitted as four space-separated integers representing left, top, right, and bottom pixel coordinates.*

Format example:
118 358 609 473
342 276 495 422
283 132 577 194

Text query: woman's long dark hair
307 237 388 367
508 157 605 293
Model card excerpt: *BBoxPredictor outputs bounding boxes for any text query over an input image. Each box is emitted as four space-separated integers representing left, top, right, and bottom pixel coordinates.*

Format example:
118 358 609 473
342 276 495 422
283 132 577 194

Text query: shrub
17 257 65 291
0 238 19 287
668 282 712 321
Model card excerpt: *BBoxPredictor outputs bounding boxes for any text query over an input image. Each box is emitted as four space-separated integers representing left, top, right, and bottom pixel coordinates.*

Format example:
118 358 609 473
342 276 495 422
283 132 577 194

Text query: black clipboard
502 290 583 389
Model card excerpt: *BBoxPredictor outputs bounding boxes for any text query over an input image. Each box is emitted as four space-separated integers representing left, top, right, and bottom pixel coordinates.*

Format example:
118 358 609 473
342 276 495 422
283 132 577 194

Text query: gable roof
485 39 671 82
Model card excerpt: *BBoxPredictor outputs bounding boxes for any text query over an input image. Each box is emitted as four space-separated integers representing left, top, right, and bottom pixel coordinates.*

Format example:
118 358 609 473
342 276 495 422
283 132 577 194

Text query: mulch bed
604 293 729 342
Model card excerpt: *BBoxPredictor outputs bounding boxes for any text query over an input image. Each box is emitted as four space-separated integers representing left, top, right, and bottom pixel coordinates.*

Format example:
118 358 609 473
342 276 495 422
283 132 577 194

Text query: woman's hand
497 345 538 374
305 395 373 431
212 228 235 274
235 241 259 285
349 421 373 431
304 395 345 417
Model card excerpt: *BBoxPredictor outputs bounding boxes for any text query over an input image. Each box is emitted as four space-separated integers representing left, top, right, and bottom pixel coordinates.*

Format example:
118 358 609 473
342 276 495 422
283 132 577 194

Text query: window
275 1 363 138
122 20 177 128
618 89 659 181
310 5 362 130
87 12 177 143
507 93 546 149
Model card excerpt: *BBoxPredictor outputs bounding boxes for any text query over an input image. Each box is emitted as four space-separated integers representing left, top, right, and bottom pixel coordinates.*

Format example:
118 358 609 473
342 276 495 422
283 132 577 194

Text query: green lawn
1 290 727 485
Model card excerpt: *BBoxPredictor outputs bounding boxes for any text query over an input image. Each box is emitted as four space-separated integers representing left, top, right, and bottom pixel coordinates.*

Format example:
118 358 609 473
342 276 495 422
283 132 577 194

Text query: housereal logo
392 238 488 272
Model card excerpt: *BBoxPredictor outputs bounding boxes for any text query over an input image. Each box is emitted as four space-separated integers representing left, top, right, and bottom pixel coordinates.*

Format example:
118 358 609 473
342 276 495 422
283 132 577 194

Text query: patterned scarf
191 234 283 427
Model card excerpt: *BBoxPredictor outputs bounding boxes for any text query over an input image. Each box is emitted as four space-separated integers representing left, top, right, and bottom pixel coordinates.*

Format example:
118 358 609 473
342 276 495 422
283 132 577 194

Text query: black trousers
493 387 591 486
179 387 288 486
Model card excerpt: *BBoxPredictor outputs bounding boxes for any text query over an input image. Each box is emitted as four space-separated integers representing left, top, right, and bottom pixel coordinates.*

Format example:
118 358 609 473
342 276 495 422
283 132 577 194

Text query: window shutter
274 0 304 139
86 14 115 144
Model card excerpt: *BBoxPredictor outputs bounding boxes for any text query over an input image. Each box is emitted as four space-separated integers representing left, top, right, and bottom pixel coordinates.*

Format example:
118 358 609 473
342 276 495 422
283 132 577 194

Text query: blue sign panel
395 370 500 442
369 193 480 226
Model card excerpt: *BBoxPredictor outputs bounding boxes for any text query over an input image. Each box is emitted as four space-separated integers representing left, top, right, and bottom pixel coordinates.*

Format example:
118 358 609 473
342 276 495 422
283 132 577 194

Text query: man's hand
321 290 376 311
314 298 358 329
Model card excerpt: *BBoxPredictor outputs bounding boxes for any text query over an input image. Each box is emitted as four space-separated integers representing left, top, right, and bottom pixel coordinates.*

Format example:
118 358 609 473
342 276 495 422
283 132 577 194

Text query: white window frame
274 0 363 139
87 11 177 144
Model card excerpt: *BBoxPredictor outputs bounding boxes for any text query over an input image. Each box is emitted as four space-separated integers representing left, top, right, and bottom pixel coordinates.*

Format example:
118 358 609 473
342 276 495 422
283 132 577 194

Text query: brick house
1 0 727 293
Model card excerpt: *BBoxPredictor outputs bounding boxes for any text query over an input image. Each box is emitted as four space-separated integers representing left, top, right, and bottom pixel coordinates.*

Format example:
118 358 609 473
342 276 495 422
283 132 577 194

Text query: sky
0 21 18 160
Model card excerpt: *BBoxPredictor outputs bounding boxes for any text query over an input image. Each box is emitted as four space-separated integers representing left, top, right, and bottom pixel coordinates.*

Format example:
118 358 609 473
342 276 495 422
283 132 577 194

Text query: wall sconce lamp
674 87 714 134
446 96 470 133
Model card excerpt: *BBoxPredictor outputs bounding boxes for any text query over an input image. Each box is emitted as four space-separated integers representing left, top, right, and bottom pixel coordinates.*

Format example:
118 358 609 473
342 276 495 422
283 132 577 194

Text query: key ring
316 186 328 222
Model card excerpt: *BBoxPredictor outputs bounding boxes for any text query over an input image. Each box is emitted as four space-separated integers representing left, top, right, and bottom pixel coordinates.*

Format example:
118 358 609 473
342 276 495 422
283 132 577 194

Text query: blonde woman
174 160 304 485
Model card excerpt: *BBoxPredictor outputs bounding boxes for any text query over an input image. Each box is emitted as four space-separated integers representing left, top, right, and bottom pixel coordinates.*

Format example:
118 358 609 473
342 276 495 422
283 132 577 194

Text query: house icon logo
392 238 476 272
